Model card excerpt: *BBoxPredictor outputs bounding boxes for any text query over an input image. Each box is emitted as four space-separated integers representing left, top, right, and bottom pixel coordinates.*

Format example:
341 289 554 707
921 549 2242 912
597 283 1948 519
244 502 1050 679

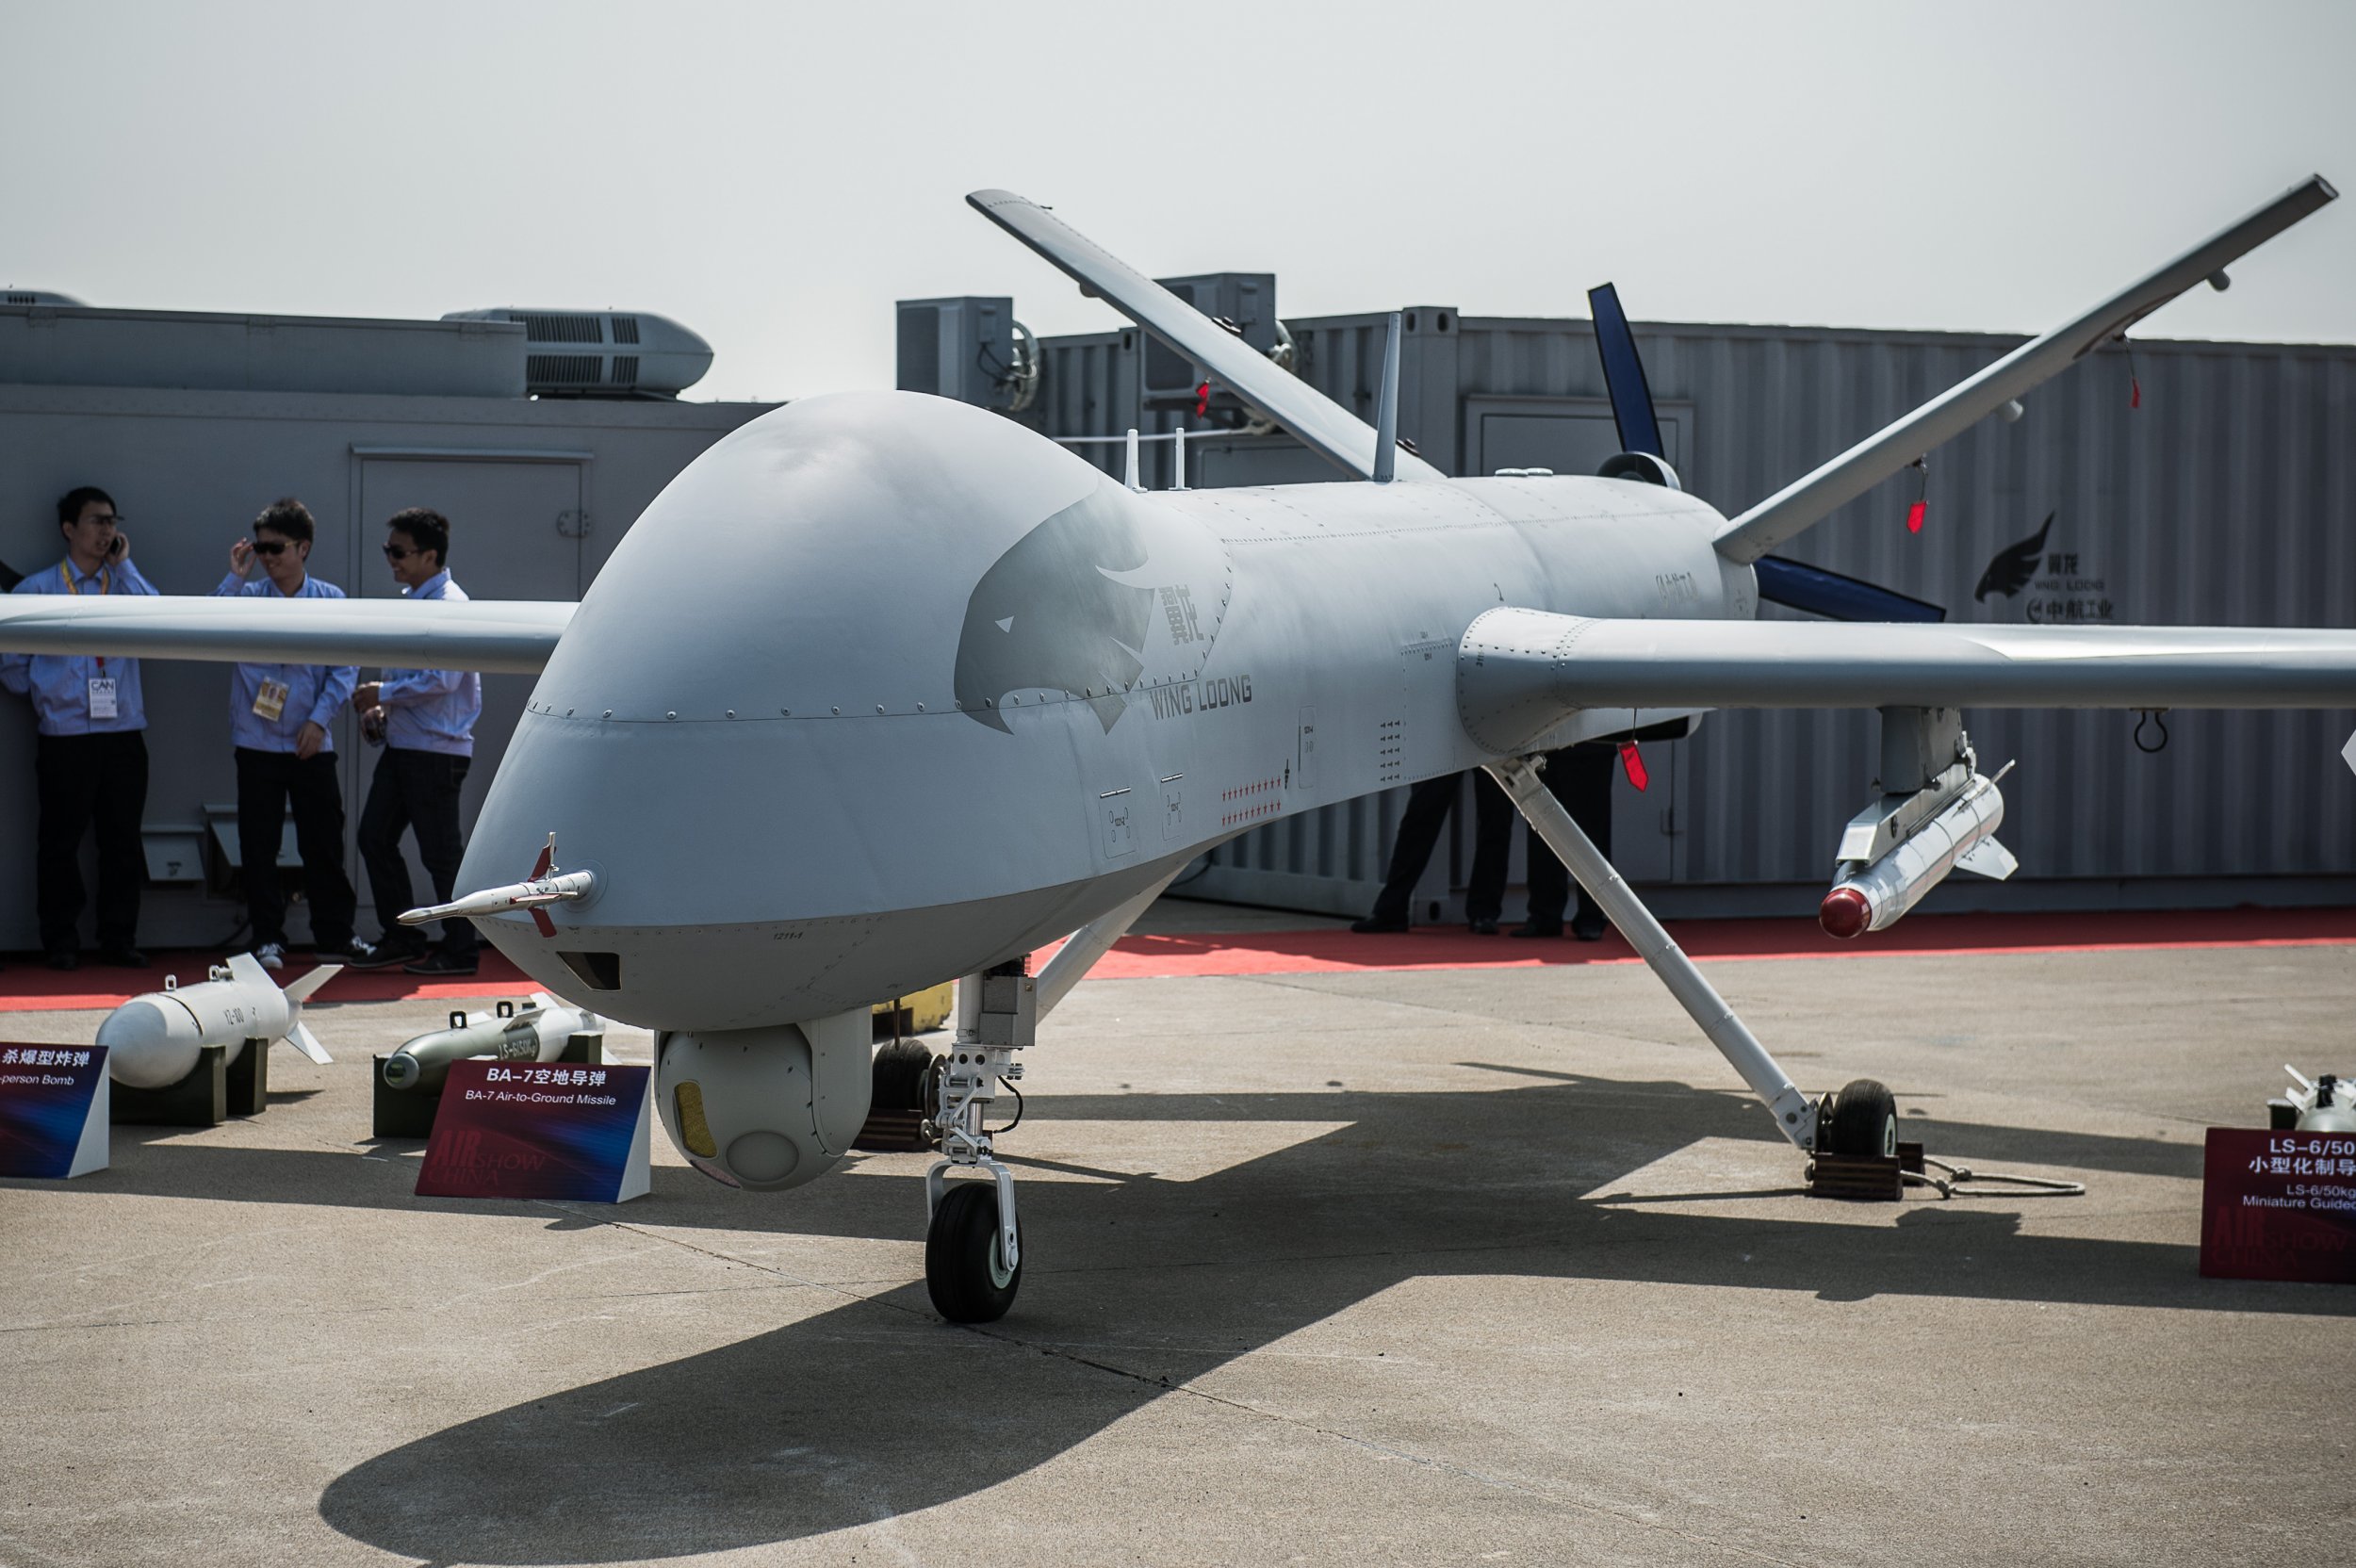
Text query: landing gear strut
924 960 1033 1323
1487 754 1821 1152
915 864 1187 1322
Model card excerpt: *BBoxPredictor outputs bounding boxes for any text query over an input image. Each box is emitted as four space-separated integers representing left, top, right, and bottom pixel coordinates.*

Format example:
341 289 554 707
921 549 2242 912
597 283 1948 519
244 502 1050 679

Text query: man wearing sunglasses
1 487 157 971
348 508 483 976
212 498 361 971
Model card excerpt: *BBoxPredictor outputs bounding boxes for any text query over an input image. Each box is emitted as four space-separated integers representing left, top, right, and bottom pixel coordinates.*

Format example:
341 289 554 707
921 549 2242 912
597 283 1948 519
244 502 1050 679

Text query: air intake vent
526 353 604 384
7 293 41 305
446 307 712 397
520 313 604 344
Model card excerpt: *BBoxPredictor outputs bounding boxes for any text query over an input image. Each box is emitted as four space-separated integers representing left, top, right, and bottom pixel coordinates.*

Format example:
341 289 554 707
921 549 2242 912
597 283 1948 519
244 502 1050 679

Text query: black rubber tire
925 1181 1023 1323
1824 1077 1899 1158
870 1039 935 1112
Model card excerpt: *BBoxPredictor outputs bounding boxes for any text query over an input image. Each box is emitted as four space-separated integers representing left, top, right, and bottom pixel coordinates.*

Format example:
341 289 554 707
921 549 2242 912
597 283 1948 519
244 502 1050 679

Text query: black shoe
1350 915 1410 934
403 949 480 977
94 946 148 969
309 939 368 964
45 950 79 972
348 937 428 971
1571 912 1611 942
1466 918 1499 936
1509 921 1563 939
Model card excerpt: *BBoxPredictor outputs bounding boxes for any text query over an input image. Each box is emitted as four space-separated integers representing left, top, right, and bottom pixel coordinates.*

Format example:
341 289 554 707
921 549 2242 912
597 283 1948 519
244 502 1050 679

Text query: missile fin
1955 836 2019 880
531 906 557 939
287 1021 335 1065
281 963 343 1004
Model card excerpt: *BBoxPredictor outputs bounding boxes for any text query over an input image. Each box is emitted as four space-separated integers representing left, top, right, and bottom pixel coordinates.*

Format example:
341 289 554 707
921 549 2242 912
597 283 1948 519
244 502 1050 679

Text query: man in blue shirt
212 498 362 971
0 487 157 970
350 507 483 976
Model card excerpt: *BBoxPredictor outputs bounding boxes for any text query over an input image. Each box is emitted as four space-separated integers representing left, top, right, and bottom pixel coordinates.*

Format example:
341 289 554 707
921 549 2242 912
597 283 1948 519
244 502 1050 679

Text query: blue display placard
0 1043 110 1179
414 1058 650 1203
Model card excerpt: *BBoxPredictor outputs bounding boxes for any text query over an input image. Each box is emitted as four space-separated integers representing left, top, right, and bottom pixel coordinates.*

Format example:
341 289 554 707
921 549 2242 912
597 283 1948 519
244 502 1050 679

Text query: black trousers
1525 745 1616 925
358 747 475 956
235 746 356 949
34 730 148 956
1367 770 1514 925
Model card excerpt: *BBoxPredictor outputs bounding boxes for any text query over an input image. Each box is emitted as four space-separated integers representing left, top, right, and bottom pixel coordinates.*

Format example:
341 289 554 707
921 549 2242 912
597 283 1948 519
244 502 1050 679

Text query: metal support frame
1485 756 1819 1151
1036 864 1186 1019
925 961 1034 1269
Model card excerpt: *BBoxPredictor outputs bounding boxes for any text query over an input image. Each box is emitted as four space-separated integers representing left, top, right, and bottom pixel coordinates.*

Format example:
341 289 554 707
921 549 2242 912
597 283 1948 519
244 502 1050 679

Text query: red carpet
4 907 2349 1014
0 952 536 1013
1064 906 2356 980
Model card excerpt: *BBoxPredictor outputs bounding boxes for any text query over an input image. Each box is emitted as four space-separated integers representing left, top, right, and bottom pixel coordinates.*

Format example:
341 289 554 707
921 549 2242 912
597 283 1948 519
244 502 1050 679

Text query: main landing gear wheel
1824 1077 1899 1158
926 1181 1023 1323
853 1040 938 1152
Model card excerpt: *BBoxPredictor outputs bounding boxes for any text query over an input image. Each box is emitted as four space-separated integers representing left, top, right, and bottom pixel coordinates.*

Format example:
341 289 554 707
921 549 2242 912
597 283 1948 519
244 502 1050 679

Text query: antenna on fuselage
1371 311 1402 484
1123 428 1142 491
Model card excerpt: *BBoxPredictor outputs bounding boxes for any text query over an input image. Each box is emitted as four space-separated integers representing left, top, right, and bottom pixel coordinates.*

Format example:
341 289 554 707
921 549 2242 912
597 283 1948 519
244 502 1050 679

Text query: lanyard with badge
61 563 119 721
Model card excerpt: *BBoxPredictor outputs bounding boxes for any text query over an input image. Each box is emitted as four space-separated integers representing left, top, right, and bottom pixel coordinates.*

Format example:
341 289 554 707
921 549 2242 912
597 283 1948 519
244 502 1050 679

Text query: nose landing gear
923 960 1033 1323
925 1166 1023 1322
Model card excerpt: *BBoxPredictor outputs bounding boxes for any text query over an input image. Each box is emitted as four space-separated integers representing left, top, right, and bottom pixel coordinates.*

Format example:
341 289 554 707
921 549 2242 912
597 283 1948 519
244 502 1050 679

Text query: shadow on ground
282 1069 2349 1563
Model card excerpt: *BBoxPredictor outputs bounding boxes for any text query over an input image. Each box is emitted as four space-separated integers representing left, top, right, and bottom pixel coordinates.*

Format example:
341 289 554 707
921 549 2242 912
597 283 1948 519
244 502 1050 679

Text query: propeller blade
1587 283 1665 459
1754 556 1946 623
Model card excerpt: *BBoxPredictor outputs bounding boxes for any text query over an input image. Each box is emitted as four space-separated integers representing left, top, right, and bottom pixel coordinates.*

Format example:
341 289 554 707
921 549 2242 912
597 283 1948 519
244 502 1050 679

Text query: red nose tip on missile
1819 886 1872 939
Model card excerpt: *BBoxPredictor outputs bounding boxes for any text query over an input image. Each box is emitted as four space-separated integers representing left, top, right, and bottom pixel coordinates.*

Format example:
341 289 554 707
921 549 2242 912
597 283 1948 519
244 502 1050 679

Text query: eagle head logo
955 486 1155 733
1974 512 2054 602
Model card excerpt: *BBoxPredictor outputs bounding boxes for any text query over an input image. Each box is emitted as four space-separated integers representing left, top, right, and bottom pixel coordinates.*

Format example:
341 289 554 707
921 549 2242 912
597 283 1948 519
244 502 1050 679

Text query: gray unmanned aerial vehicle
8 176 2352 1321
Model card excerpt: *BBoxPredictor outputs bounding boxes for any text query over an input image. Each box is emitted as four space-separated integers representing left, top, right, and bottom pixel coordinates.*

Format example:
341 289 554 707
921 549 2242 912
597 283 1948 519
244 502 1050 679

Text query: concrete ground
2 917 2351 1567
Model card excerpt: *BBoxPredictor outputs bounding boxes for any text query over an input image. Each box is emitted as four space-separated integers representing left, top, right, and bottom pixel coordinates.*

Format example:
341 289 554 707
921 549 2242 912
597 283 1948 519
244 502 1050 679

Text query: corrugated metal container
1031 308 2356 918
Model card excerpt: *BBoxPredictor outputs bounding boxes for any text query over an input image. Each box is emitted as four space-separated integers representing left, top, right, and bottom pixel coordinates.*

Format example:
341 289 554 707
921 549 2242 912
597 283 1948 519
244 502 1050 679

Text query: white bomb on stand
95 955 339 1089
381 993 605 1092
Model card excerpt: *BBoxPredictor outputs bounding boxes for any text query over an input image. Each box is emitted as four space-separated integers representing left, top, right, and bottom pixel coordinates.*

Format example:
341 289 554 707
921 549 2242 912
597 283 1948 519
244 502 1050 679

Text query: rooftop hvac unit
895 296 1036 412
441 308 712 397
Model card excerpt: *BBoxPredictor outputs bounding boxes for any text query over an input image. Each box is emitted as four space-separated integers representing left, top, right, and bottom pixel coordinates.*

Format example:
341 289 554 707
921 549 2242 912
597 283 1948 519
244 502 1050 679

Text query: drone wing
1711 174 2337 565
1458 609 2356 752
968 188 1446 484
0 596 573 674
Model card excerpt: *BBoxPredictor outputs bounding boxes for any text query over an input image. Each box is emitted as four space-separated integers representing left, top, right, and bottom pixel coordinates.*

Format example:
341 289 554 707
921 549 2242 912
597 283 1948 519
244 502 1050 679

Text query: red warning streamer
1619 741 1648 792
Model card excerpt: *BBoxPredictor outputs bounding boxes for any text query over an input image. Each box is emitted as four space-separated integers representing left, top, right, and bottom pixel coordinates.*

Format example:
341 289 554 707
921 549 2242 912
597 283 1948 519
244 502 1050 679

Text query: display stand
110 1037 270 1127
371 1033 604 1140
0 1045 110 1178
415 1054 650 1202
2200 1128 2356 1283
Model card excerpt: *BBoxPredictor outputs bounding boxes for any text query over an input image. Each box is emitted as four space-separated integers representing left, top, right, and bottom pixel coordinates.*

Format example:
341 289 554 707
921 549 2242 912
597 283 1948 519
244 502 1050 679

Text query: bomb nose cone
382 1053 422 1091
1819 886 1872 940
96 998 200 1087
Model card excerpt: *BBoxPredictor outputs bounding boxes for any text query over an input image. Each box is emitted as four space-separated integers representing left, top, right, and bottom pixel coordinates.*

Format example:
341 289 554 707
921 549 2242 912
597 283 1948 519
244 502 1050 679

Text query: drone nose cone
1819 886 1872 940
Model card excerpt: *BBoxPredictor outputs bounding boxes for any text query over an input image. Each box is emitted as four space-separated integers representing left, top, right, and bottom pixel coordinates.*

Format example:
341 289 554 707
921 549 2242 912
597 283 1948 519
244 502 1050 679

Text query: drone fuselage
461 391 1749 1032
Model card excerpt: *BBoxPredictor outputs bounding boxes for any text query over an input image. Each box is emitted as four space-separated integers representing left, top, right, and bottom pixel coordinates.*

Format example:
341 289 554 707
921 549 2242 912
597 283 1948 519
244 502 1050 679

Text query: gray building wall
1023 310 2356 918
0 379 769 953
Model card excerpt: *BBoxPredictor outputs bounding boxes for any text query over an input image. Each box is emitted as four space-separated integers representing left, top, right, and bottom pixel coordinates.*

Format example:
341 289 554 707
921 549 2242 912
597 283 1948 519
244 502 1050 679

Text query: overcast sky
8 1 2352 403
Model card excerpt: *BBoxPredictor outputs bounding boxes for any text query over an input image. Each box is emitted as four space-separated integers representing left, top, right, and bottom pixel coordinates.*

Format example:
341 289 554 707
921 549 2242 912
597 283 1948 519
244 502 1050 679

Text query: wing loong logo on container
955 483 1226 733
1974 513 2053 602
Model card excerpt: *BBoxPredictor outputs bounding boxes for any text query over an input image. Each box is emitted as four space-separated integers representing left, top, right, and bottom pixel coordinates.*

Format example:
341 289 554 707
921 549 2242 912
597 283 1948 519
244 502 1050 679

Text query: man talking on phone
0 487 158 971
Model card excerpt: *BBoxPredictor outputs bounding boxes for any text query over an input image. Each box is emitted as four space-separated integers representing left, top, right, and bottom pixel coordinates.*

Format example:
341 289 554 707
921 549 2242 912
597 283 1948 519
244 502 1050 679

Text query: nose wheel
925 1175 1023 1322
